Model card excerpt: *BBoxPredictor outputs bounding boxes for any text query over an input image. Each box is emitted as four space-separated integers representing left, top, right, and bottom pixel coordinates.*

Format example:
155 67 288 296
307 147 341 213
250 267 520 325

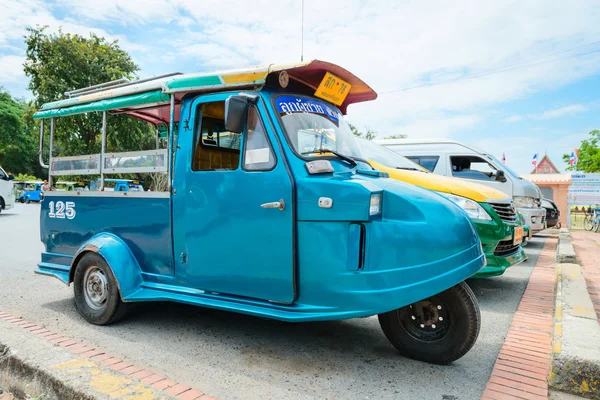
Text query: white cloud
505 104 588 122
0 55 26 83
1 0 599 170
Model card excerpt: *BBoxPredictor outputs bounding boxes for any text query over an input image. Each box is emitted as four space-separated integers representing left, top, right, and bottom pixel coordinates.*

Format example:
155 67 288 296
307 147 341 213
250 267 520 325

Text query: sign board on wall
568 173 600 204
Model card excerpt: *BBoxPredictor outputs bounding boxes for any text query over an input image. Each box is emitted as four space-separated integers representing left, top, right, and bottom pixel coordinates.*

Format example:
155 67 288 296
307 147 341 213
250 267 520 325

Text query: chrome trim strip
43 191 170 198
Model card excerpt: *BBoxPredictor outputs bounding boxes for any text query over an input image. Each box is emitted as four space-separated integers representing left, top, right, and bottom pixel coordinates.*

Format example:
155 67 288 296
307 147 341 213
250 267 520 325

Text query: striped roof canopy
33 60 377 124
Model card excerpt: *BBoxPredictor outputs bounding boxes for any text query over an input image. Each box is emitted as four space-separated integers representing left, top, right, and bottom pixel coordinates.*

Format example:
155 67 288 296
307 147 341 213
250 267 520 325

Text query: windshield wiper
396 166 421 171
302 149 357 167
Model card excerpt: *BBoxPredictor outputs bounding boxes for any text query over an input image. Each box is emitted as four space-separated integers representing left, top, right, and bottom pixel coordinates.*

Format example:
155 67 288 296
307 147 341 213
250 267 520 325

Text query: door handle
261 199 285 211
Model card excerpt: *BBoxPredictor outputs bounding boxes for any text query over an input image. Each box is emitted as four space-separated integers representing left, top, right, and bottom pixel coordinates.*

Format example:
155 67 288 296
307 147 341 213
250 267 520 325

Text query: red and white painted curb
0 311 216 400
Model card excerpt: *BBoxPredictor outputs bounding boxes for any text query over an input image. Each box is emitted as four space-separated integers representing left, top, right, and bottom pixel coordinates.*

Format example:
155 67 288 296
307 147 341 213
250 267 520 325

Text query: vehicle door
447 154 513 196
173 94 295 303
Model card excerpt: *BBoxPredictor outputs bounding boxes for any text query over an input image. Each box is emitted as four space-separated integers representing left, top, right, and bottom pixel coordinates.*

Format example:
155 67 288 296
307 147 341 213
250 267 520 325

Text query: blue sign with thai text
276 96 340 124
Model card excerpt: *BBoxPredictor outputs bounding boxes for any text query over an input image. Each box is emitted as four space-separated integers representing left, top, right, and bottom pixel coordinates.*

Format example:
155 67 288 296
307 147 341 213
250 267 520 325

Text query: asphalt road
0 203 545 400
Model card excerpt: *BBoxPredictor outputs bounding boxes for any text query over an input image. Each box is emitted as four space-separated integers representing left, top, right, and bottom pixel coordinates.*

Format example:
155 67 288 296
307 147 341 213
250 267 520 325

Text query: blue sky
2 0 600 175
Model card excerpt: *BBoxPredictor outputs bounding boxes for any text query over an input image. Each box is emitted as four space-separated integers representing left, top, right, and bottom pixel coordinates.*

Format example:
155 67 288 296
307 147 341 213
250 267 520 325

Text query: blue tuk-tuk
17 181 44 203
34 61 485 364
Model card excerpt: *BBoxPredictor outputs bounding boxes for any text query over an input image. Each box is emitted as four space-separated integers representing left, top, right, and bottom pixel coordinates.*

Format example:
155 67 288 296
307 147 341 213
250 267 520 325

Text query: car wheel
378 281 480 365
73 252 128 325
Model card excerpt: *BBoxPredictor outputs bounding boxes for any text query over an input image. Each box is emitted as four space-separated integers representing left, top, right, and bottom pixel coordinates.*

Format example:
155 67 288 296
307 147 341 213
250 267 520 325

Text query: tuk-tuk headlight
437 192 492 221
369 193 382 216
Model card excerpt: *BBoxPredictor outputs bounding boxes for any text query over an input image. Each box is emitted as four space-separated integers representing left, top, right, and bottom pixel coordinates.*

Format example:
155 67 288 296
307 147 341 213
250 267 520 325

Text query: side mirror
225 96 250 133
7 174 14 181
495 170 506 182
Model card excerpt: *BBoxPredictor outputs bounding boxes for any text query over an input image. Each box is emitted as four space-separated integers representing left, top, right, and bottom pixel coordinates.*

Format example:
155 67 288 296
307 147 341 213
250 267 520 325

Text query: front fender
70 232 142 299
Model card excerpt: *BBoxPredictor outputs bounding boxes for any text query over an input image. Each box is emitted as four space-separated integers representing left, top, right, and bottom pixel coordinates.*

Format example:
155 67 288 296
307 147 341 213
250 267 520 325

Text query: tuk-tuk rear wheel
73 253 127 325
378 281 480 365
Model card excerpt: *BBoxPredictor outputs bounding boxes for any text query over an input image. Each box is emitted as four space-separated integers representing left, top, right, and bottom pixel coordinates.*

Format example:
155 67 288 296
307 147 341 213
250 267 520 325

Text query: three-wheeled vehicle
17 181 44 203
101 179 144 192
34 61 486 364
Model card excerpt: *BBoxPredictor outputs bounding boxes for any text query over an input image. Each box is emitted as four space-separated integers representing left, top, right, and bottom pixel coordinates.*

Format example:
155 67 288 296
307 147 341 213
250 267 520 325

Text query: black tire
0 197 4 213
378 281 480 365
73 252 128 325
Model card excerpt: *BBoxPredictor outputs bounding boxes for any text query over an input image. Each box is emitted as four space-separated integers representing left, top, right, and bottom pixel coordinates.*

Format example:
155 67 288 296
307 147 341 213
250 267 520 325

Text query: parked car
542 198 560 228
356 137 526 278
0 166 15 213
375 139 547 234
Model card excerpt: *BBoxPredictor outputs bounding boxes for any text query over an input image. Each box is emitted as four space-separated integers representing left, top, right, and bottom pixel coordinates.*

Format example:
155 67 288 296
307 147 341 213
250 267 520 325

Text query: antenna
301 0 304 62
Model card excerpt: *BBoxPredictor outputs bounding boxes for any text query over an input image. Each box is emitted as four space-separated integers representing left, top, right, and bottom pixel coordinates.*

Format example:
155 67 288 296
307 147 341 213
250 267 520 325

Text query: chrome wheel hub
83 267 108 310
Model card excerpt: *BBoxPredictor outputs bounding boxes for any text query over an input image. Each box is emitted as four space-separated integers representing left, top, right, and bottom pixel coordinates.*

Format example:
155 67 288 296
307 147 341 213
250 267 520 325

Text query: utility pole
301 0 304 62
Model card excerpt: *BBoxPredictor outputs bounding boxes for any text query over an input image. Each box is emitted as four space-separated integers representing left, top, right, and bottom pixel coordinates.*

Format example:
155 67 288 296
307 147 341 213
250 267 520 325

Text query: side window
243 106 276 171
192 101 241 171
406 156 439 171
0 169 6 180
451 156 497 181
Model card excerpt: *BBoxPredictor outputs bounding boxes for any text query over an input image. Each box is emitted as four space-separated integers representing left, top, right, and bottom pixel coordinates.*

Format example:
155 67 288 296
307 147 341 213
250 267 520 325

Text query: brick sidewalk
481 237 557 400
570 231 600 323
0 310 216 400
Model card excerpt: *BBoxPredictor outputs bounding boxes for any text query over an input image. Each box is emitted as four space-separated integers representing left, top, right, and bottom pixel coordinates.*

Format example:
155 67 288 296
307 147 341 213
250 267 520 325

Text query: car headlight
369 193 382 216
514 196 535 208
438 192 492 221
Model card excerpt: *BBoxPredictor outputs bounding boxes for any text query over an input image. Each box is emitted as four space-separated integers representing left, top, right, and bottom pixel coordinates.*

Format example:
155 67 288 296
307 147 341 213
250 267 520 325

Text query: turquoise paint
34 90 170 119
164 75 223 91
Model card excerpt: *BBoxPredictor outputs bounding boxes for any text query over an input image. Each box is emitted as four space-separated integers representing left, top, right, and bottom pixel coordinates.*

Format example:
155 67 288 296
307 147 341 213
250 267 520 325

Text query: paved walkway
482 235 558 400
570 231 600 323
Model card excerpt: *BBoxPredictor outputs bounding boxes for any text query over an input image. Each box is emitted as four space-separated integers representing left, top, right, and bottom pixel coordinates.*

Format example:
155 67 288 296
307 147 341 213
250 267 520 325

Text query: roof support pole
100 111 107 190
49 118 55 186
38 119 49 169
155 126 160 150
168 94 175 192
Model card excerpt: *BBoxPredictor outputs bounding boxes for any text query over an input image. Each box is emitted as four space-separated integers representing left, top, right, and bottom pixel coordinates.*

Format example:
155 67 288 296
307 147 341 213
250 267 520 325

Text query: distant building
530 154 560 174
522 154 570 227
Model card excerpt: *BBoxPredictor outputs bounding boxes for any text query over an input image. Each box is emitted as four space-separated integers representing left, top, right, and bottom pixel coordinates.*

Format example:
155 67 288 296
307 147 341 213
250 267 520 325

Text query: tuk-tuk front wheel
73 253 127 325
25 197 30 204
378 281 480 365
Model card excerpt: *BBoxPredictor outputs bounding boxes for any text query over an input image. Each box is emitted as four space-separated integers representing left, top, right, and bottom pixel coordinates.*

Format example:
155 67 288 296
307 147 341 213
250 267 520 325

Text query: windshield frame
269 92 371 167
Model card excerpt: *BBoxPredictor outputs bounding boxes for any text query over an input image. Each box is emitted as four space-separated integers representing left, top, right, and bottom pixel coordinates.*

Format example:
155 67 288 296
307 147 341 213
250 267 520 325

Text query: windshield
276 95 363 160
356 137 429 171
486 154 520 179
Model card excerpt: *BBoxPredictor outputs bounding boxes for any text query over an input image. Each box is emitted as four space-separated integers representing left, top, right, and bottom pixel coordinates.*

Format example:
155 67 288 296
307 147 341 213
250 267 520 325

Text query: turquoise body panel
36 88 486 322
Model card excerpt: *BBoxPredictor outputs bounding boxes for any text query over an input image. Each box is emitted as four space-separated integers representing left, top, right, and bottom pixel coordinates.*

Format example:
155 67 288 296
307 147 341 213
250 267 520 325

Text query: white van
0 166 15 214
375 139 547 233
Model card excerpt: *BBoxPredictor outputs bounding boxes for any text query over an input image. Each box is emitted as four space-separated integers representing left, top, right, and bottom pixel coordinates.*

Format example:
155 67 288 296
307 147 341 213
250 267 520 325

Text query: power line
380 40 600 95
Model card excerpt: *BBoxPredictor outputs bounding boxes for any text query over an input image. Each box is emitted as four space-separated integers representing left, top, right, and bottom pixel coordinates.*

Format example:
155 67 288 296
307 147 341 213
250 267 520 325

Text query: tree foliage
0 89 39 175
349 123 377 140
348 123 406 140
23 26 155 157
562 130 600 172
384 133 408 139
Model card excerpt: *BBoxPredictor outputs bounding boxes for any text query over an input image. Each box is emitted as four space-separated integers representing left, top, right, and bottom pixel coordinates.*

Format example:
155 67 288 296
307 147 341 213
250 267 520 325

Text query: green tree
0 89 38 175
349 123 377 140
384 133 407 139
23 26 154 156
562 130 600 172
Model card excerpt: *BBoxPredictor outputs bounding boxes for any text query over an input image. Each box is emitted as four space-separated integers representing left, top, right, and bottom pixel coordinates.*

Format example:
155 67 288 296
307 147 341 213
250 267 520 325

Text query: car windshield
486 154 520 179
275 95 364 161
356 137 429 171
